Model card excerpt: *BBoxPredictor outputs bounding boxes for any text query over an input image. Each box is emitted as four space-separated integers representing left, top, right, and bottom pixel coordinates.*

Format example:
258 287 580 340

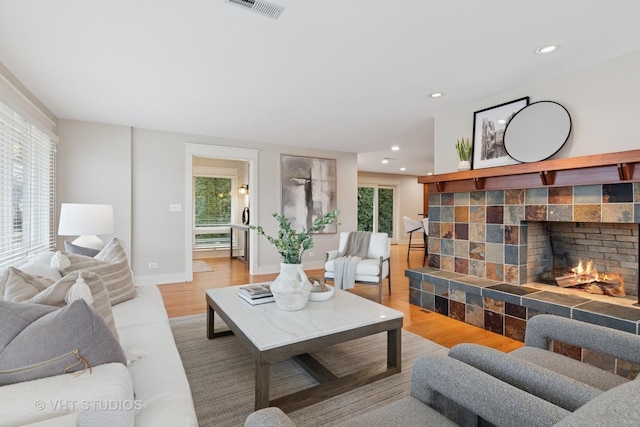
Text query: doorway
185 143 259 281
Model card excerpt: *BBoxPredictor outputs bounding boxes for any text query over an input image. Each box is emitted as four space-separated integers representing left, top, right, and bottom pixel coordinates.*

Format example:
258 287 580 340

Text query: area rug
170 313 447 427
192 260 214 272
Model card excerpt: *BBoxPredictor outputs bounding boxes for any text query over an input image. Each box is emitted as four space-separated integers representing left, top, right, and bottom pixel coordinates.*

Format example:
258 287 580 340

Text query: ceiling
1 1 640 176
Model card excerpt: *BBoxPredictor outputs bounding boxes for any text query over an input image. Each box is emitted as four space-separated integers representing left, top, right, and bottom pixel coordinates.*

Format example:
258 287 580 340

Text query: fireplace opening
526 222 639 296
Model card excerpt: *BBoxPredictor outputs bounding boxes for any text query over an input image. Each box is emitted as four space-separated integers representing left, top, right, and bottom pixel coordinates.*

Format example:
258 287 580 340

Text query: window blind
0 99 56 269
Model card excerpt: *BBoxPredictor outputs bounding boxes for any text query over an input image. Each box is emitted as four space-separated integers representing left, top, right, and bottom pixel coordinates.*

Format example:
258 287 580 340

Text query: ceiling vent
226 0 284 19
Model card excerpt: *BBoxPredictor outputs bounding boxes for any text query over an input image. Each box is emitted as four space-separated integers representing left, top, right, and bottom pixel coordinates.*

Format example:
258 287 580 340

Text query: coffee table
206 284 403 412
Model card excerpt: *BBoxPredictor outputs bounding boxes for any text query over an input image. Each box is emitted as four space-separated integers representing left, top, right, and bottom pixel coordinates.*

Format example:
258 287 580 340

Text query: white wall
129 127 357 283
357 171 424 244
56 120 132 259
434 49 640 173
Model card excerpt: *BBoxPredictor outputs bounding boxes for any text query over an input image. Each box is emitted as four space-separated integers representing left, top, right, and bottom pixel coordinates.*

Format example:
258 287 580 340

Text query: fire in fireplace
555 259 625 297
526 221 639 297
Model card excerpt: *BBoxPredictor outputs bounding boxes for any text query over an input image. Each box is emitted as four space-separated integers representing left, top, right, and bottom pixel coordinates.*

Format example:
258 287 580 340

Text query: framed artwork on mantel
472 96 529 169
281 154 337 234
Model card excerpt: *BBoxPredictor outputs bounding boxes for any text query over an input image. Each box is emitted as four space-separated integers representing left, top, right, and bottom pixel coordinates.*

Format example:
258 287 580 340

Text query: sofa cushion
0 362 134 427
510 345 629 391
555 379 640 426
338 396 457 427
64 240 100 257
0 299 126 385
112 285 168 329
117 318 196 426
62 237 136 305
449 343 601 411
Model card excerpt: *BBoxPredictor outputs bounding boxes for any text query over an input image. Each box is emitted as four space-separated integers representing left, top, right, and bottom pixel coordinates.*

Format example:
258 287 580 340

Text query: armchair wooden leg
388 259 391 294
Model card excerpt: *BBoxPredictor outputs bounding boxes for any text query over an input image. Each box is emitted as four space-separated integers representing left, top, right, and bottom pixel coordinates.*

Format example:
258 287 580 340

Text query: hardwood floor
159 244 523 352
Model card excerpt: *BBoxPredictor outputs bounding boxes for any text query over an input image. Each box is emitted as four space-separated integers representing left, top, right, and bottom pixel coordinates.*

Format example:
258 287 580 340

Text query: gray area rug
170 313 447 427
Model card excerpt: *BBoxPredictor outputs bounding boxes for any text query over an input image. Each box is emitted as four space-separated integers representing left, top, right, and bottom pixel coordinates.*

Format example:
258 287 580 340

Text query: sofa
245 315 640 426
0 244 198 426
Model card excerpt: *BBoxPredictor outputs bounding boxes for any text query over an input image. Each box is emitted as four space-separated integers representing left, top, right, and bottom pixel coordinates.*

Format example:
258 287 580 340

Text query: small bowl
308 284 334 302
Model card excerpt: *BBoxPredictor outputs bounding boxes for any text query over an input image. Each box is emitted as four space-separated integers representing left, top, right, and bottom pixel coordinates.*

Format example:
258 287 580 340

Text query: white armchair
324 232 391 303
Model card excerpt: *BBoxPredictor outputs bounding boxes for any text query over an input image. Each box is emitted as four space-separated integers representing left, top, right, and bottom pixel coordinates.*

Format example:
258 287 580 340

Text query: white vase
270 263 312 311
457 160 471 171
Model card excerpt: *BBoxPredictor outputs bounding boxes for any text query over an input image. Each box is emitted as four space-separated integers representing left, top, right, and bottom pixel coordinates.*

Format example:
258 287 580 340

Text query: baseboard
136 260 328 284
253 259 326 275
135 272 188 286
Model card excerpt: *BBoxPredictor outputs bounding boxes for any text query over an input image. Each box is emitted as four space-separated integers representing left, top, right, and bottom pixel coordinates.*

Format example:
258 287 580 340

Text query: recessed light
497 119 506 125
535 44 558 54
391 145 400 151
429 92 444 98
400 167 406 171
381 159 389 164
427 172 433 176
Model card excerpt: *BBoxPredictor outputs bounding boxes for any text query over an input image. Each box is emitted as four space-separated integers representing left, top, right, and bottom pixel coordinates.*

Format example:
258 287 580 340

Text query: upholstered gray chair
245 315 640 426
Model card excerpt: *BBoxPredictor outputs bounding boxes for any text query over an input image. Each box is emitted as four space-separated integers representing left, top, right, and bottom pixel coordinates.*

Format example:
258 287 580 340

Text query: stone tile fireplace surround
425 183 639 291
411 151 640 370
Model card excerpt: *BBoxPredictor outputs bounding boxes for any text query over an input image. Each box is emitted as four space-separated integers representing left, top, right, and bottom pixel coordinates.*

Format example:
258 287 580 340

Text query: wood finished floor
159 245 523 352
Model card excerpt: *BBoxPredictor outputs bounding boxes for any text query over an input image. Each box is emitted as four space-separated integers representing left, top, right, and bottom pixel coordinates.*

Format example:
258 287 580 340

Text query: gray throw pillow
64 241 101 257
0 299 126 385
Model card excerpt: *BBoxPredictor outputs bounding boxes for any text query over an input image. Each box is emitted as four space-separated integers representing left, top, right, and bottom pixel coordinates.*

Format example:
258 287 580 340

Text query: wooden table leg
387 327 401 372
255 358 270 410
207 303 216 339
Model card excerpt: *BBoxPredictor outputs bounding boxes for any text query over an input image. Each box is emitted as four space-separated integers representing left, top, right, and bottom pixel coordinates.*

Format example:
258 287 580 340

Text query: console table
229 224 250 267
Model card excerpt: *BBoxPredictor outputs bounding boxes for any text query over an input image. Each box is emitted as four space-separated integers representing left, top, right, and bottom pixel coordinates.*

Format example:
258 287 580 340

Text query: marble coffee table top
206 284 403 351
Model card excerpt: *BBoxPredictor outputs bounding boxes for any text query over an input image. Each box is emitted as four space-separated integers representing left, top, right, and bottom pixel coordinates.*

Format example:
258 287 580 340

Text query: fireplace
412 151 640 340
422 181 639 294
526 222 639 296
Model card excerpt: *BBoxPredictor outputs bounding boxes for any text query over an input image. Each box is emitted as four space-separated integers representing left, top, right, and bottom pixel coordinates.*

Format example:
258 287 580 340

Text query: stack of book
238 283 275 305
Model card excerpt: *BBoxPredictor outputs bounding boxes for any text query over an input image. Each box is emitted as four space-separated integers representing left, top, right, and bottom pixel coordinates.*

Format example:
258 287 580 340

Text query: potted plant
456 137 472 171
251 210 340 310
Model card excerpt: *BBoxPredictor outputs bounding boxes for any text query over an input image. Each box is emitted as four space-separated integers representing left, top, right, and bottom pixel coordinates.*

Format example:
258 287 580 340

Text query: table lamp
58 203 115 250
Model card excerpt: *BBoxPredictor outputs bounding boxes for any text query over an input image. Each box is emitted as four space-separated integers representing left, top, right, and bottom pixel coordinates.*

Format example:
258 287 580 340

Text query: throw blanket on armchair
333 231 372 290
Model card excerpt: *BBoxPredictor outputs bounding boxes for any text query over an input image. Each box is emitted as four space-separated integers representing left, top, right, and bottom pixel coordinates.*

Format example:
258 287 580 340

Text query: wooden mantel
419 150 640 194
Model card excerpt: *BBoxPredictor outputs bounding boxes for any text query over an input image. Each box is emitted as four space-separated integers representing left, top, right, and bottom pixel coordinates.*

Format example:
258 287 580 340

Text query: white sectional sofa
0 253 198 426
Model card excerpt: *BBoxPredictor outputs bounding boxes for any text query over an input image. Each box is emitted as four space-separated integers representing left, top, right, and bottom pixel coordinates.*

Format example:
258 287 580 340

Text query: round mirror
503 101 571 163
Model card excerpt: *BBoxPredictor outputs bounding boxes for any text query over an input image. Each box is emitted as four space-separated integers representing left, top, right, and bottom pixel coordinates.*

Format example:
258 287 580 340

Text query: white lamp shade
58 203 115 236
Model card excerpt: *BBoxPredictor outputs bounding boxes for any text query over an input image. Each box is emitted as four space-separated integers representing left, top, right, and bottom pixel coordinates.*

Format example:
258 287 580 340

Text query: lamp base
72 235 106 250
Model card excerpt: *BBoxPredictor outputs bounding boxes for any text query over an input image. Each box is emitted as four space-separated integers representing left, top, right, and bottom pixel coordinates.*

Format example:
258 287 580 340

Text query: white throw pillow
13 251 62 281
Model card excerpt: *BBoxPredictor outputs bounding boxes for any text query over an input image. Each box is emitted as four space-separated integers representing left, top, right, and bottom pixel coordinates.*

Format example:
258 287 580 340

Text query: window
357 185 394 237
193 176 233 249
0 99 56 268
